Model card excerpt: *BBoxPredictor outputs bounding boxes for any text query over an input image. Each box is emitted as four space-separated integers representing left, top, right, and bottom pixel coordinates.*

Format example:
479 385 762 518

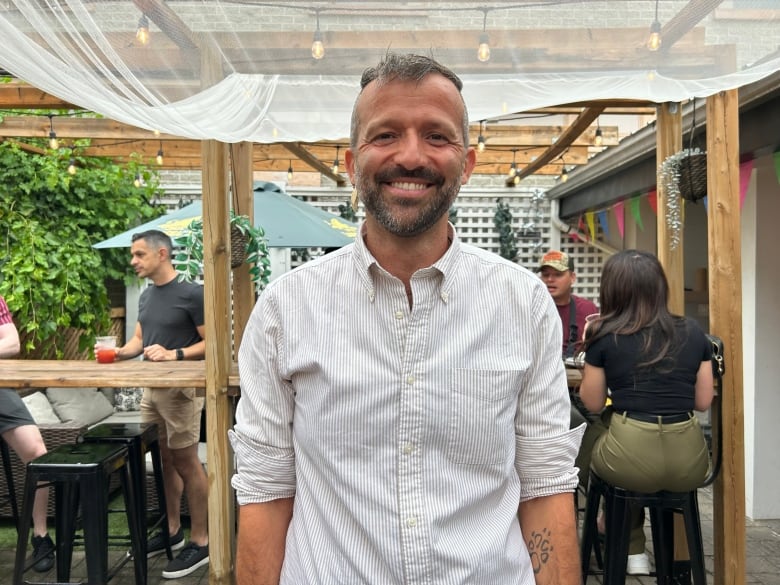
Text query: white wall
743 153 780 519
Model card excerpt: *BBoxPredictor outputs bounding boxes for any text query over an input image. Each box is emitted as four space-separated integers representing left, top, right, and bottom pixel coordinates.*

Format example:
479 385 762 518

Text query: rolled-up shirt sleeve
230 291 297 505
515 282 586 501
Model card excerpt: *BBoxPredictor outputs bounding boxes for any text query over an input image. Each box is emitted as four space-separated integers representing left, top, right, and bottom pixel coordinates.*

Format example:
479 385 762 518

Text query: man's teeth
390 181 427 191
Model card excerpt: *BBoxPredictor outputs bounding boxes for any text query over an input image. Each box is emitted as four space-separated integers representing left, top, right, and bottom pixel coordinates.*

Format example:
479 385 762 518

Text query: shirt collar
351 222 461 304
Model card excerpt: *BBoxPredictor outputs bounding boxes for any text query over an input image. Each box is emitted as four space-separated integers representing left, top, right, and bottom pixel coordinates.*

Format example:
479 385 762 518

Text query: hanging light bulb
647 0 661 51
507 149 518 178
560 167 569 183
47 114 58 150
477 9 490 63
311 11 325 60
332 146 340 174
153 128 161 137
67 158 77 175
133 173 142 188
156 142 164 166
136 14 150 46
477 120 486 152
513 174 520 186
287 161 294 181
594 123 603 147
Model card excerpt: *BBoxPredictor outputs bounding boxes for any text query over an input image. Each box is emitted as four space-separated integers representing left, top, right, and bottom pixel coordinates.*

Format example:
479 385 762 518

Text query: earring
350 186 359 212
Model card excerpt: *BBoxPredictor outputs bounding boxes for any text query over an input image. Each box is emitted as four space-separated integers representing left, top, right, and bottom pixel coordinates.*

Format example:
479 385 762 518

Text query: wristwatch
176 348 184 361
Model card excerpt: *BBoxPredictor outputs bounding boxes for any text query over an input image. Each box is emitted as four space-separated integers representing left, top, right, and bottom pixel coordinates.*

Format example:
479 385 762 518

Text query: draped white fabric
0 1 778 143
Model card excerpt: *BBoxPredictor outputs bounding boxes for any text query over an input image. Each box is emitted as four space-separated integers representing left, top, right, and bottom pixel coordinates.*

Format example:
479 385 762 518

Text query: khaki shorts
140 387 204 450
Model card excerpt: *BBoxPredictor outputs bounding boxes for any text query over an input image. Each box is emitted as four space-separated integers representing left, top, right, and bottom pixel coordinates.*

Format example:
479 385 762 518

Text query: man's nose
392 134 427 169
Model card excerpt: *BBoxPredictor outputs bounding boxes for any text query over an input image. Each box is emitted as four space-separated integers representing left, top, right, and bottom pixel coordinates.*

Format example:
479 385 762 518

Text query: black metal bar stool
0 436 19 527
82 422 172 572
13 442 144 585
580 470 707 585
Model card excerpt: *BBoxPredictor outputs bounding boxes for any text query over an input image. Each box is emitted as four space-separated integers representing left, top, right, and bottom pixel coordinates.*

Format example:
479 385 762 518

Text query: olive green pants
589 411 711 554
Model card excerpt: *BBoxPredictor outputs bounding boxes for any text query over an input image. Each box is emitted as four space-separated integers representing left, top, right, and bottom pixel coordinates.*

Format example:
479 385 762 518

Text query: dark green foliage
494 199 518 262
0 141 164 356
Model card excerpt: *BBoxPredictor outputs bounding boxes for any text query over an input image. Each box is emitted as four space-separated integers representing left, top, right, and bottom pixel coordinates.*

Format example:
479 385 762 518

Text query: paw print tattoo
527 528 553 574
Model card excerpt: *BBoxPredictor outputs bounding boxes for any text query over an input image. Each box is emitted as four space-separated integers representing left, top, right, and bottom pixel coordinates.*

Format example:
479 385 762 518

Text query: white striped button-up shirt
231 226 583 584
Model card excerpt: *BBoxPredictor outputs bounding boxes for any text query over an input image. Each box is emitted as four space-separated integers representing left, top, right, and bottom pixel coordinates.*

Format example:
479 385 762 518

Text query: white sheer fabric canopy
1 1 778 143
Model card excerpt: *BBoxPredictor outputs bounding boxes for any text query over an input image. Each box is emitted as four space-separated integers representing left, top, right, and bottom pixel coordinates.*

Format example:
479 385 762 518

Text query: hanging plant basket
659 148 707 251
229 223 248 268
174 212 272 290
676 151 708 202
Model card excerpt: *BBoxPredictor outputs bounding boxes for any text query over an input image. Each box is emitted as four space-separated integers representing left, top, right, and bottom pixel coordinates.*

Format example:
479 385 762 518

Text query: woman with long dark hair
579 249 714 574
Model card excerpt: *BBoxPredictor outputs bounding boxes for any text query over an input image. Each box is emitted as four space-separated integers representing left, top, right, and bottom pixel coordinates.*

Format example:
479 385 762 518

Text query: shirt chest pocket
446 369 521 466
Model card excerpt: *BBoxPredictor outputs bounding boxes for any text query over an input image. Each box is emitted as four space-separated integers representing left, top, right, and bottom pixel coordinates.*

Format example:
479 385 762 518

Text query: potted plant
174 211 272 290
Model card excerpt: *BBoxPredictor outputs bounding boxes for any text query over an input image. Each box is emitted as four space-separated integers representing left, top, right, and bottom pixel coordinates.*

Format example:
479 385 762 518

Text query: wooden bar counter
0 359 239 394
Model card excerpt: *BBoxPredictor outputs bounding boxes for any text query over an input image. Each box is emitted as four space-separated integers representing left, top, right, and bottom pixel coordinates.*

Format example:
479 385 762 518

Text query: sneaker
627 552 651 575
147 527 185 558
162 542 209 579
31 533 55 573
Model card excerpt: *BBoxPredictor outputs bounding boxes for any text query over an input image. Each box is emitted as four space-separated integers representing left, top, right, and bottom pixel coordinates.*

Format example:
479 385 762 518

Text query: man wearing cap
538 250 598 358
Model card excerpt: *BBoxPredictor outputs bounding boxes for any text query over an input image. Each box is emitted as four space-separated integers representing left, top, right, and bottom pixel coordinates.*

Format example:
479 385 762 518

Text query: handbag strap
701 333 725 487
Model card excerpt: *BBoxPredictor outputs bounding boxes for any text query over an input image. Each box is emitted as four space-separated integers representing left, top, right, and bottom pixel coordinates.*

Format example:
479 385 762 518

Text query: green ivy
0 141 164 356
494 199 518 262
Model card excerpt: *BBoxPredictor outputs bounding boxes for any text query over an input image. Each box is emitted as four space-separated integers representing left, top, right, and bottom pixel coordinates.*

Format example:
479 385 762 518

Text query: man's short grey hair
132 229 173 255
350 53 470 149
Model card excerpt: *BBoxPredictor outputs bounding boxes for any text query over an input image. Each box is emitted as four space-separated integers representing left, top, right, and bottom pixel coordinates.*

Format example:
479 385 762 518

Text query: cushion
46 387 115 426
114 387 144 412
21 391 61 425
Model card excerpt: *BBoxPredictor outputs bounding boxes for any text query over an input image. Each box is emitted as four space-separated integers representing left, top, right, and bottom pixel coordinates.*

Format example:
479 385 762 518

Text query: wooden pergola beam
282 142 347 186
506 106 605 185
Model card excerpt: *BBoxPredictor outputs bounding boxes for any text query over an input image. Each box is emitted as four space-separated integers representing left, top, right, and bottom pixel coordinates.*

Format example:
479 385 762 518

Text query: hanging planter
659 147 707 250
174 211 272 290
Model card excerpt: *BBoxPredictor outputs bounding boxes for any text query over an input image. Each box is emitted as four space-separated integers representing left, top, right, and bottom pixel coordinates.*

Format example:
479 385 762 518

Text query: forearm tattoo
527 527 553 574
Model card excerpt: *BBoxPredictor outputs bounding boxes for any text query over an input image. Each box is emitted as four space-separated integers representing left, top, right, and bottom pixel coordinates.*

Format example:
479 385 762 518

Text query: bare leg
2 425 49 536
159 441 184 536
170 444 208 546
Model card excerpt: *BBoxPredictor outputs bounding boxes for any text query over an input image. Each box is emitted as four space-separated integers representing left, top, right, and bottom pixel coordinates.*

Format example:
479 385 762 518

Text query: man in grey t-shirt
110 229 209 579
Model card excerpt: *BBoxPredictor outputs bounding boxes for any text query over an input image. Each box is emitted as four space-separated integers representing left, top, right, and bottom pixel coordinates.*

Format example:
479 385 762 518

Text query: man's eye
428 134 450 145
371 133 395 144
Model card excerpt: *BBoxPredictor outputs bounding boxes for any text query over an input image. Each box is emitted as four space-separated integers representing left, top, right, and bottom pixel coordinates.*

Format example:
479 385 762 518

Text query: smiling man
231 54 584 585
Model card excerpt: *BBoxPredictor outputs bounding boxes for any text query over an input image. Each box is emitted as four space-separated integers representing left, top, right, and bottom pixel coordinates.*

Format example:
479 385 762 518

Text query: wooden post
230 142 255 354
655 102 694 567
201 45 235 585
656 102 684 311
706 89 746 585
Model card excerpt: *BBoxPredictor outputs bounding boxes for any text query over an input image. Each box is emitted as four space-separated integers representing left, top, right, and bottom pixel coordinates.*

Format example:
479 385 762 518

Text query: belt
617 411 692 424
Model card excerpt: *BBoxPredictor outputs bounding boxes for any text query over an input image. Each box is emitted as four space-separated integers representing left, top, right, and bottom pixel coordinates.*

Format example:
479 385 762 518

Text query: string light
136 14 150 46
477 120 486 153
67 158 77 175
47 114 58 150
560 166 569 183
133 173 142 188
507 149 517 178
287 160 294 181
311 10 325 60
477 8 491 63
594 121 603 146
647 0 661 51
332 146 340 174
156 141 164 166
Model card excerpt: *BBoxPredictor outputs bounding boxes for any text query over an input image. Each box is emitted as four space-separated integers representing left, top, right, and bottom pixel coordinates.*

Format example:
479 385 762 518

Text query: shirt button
406 375 415 385
395 310 404 319
402 443 414 455
406 517 417 527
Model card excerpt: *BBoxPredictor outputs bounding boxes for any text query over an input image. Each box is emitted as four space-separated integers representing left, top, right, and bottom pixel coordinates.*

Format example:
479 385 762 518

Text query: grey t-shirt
138 278 204 351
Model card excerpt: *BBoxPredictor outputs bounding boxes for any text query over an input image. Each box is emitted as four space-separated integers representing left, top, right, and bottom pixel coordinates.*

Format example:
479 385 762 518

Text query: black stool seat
83 422 172 570
13 442 144 585
580 470 706 585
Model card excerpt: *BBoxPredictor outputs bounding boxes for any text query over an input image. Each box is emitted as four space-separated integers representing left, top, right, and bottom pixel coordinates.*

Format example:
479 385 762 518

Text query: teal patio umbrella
94 182 357 249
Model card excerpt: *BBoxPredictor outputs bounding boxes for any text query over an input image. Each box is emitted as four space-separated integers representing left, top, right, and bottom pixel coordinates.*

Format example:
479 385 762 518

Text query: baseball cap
539 250 574 272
